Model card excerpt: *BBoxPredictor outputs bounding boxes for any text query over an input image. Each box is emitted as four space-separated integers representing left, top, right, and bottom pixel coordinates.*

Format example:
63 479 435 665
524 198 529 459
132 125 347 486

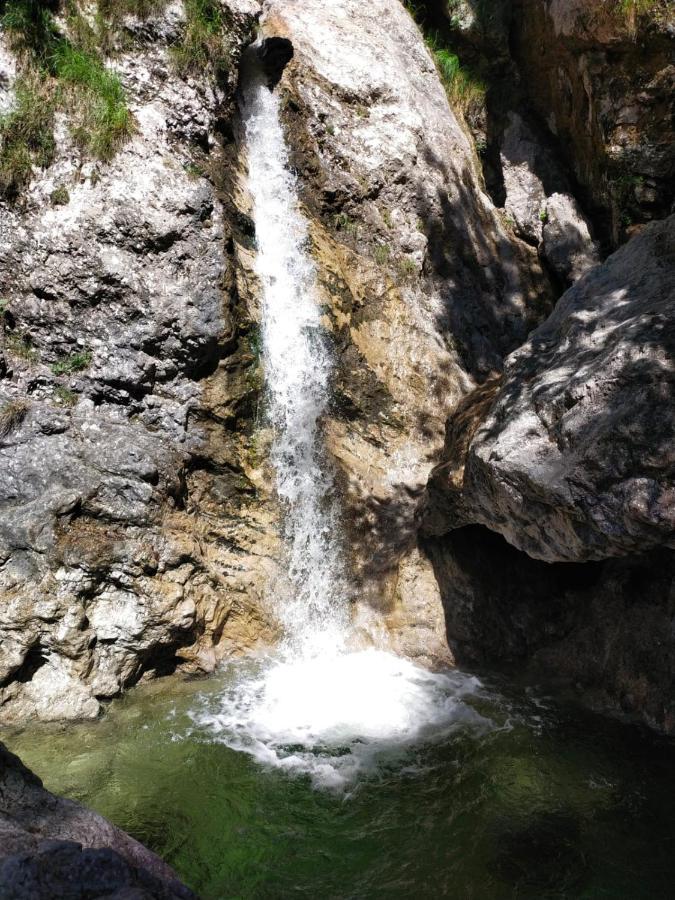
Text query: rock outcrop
0 742 194 899
509 0 674 246
256 0 552 660
423 216 675 730
0 0 281 724
425 215 675 563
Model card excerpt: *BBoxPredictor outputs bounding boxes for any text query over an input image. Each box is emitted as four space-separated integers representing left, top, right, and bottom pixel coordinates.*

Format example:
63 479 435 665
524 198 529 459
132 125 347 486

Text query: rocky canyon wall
0 0 672 734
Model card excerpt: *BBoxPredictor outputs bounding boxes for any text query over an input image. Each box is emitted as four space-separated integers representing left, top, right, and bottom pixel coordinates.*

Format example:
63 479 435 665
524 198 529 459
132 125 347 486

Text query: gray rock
0 2 280 724
500 112 600 283
0 742 194 899
542 192 600 284
426 215 675 563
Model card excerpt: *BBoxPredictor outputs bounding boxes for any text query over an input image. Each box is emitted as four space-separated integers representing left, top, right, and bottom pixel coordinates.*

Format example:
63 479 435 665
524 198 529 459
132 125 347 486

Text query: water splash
193 649 491 790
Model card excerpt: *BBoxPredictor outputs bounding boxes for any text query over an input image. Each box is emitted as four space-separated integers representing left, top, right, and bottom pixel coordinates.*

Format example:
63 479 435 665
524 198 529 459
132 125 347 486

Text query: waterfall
241 65 348 656
190 52 490 790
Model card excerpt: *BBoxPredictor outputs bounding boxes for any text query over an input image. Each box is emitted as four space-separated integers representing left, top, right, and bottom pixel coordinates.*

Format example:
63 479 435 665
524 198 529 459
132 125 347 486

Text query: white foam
192 648 490 790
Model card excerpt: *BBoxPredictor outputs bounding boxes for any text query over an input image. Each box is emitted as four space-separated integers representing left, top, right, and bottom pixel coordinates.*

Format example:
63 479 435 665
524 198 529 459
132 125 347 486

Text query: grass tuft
0 74 56 198
170 0 231 81
403 2 486 119
51 349 92 375
0 0 134 198
50 183 70 205
374 243 390 265
0 398 28 437
5 331 39 362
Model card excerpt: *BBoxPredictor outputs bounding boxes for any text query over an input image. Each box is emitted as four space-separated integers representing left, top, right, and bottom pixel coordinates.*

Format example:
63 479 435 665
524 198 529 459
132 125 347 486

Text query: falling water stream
6 55 675 900
187 59 490 790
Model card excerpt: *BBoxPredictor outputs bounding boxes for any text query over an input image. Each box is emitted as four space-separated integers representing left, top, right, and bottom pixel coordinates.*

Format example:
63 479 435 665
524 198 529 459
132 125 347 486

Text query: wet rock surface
259 0 552 653
0 742 194 899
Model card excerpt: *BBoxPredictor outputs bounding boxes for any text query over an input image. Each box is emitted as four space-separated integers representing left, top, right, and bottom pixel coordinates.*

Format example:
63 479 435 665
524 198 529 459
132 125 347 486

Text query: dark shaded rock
256 36 294 89
510 0 675 246
0 743 194 899
424 526 675 733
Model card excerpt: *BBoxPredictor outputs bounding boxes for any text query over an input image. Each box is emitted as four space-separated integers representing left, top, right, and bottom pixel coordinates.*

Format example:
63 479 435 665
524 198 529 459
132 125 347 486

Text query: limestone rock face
510 0 675 245
426 215 675 563
500 112 600 284
0 742 194 899
0 2 281 724
259 0 550 652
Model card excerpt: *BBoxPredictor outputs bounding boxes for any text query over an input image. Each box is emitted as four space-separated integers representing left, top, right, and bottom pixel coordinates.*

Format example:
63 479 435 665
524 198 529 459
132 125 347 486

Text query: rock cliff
0 0 550 719
0 0 672 735
0 0 280 723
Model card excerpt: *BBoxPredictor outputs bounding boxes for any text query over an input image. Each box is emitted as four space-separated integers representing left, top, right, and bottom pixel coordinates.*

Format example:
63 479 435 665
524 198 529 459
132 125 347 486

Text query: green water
5 667 675 900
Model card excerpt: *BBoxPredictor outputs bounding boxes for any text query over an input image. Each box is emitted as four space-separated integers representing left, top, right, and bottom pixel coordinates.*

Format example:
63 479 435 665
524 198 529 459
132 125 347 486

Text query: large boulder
425 214 675 563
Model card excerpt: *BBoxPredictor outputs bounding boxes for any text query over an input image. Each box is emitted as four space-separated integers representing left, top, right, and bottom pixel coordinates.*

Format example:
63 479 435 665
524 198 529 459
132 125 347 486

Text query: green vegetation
403 1 486 118
616 0 671 34
51 349 92 375
430 45 485 116
5 331 38 362
373 243 390 266
50 183 70 205
539 208 548 224
0 398 28 437
332 212 359 236
0 75 55 198
183 161 204 180
0 0 134 198
97 0 170 23
170 0 231 81
612 171 645 226
54 385 78 406
397 256 418 280
51 40 133 158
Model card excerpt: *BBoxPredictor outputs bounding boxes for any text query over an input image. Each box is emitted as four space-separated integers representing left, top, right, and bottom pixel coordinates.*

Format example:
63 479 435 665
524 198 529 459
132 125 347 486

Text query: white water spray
242 60 348 656
191 54 492 789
